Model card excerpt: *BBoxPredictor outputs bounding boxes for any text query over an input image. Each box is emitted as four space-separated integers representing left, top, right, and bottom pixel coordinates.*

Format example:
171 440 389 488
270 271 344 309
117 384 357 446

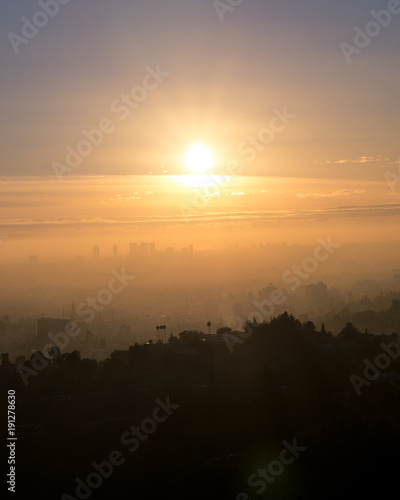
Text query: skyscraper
139 242 149 259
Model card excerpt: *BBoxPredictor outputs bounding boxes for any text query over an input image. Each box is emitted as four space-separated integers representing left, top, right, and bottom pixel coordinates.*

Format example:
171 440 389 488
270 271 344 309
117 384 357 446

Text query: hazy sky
1 0 399 177
1 0 400 256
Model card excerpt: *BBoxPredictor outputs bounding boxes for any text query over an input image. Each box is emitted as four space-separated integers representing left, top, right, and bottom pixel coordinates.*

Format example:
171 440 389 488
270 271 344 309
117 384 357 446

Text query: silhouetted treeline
1 311 400 499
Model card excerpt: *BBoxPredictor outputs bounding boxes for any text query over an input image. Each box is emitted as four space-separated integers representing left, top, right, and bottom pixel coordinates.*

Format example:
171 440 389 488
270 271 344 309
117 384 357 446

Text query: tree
338 322 360 339
1 352 10 367
168 334 179 343
161 325 166 343
390 299 400 310
216 326 232 335
207 321 211 334
156 325 160 342
303 321 316 333
15 355 26 366
271 312 302 333
62 350 81 366
179 330 204 343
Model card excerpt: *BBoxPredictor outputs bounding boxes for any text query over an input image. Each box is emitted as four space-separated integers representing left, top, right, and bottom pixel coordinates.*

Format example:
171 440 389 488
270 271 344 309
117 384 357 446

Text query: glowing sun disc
185 143 214 174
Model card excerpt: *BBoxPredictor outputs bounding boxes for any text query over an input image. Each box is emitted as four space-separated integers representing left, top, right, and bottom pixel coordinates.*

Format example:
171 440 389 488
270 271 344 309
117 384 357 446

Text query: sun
185 142 214 174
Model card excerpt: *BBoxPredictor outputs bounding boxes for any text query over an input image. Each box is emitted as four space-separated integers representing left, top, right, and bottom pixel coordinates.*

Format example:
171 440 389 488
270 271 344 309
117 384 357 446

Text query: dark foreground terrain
2 311 400 499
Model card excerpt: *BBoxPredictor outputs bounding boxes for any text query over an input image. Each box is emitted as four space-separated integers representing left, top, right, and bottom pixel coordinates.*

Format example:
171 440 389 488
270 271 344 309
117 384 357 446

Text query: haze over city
1 1 400 499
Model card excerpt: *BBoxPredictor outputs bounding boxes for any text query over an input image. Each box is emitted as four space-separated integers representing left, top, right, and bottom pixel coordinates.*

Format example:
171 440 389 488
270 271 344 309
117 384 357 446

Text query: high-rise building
139 242 149 258
36 317 69 343
149 242 156 256
164 247 174 258
113 244 118 259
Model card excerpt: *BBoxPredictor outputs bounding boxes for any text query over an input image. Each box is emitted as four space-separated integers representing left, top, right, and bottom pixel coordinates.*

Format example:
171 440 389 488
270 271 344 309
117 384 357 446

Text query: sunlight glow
177 174 213 188
185 143 214 174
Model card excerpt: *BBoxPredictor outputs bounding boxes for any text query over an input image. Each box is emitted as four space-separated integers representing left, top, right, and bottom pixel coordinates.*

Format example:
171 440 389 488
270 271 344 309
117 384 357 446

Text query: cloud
317 156 389 165
2 202 400 234
296 189 365 199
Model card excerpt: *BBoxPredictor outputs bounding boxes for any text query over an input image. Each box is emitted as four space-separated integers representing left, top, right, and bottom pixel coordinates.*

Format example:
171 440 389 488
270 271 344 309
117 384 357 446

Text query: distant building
113 244 118 259
36 318 69 342
139 242 149 258
149 242 156 256
164 247 174 258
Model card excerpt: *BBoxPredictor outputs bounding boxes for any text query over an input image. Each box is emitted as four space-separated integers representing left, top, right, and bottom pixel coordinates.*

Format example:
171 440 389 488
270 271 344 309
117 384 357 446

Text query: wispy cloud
316 156 389 165
2 203 400 231
296 189 365 199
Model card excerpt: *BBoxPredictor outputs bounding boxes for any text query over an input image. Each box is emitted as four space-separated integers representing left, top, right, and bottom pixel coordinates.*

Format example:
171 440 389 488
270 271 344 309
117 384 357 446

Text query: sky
0 0 400 256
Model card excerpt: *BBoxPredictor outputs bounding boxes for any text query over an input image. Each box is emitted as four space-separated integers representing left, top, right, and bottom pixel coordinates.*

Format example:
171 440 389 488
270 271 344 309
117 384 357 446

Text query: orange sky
1 1 400 259
0 175 399 260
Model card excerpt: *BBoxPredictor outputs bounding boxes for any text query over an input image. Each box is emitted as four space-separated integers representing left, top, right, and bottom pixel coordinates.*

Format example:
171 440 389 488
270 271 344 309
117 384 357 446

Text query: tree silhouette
390 299 400 310
179 330 204 343
217 326 232 335
158 325 166 343
338 322 360 339
168 334 179 343
1 352 10 367
207 321 211 334
304 321 316 333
